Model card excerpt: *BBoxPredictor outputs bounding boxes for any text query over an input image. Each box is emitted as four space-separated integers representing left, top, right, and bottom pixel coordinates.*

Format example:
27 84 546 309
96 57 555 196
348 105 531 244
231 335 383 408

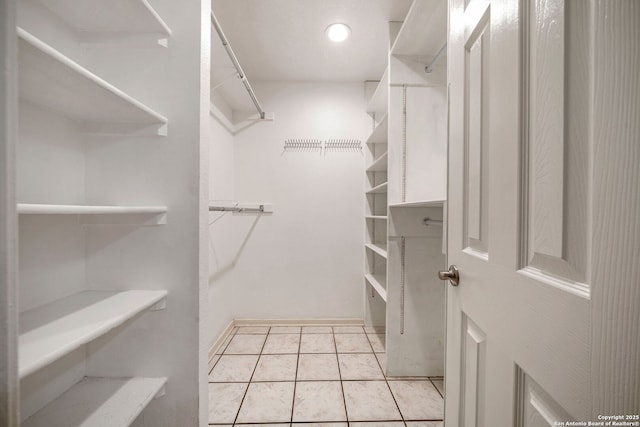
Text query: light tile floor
209 325 444 426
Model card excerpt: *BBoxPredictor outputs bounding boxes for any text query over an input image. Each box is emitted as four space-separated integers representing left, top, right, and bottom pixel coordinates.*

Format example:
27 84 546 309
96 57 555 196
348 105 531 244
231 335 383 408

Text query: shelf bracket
154 384 166 399
149 298 167 311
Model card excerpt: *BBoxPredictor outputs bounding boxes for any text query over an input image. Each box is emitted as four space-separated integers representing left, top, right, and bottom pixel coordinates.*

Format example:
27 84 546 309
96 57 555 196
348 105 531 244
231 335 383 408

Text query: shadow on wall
208 214 261 284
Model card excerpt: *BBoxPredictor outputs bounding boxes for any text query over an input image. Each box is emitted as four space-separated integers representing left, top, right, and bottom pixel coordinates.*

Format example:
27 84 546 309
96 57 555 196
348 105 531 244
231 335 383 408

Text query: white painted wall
228 82 369 320
207 95 235 345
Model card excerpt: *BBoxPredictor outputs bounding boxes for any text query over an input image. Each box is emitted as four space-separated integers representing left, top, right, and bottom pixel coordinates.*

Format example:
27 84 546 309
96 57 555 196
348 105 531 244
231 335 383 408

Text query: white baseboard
233 318 364 327
208 320 235 365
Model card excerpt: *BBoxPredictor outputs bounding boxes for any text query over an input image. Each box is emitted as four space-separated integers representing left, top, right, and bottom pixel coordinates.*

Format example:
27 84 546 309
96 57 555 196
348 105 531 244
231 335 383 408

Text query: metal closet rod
209 205 265 213
424 43 447 74
210 11 266 120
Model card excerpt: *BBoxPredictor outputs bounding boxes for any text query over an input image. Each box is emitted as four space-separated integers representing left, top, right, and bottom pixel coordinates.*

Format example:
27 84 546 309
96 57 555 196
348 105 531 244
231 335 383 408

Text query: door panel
515 367 574 427
460 316 486 427
522 0 590 294
463 11 489 256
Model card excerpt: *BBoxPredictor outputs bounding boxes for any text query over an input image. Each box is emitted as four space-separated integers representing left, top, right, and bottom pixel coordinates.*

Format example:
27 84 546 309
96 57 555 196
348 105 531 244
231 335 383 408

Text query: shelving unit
13 0 200 423
23 377 167 427
363 0 447 378
366 152 389 172
18 28 168 135
390 0 447 58
389 199 445 208
364 74 389 333
366 67 389 114
365 242 388 259
365 114 388 144
366 182 388 194
365 274 387 302
20 290 167 378
17 203 167 215
37 0 172 37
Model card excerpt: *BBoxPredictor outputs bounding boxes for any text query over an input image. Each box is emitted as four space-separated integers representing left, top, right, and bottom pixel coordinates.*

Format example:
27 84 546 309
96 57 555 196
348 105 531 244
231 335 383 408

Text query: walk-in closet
206 0 447 424
2 0 639 425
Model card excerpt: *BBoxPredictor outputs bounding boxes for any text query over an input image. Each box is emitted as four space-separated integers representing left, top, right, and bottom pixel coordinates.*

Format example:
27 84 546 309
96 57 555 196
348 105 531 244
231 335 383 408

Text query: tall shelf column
364 0 448 377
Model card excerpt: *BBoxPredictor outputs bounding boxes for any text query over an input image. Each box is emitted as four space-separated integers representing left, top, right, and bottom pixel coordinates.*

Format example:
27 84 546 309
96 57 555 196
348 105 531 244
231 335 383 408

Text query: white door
446 0 640 425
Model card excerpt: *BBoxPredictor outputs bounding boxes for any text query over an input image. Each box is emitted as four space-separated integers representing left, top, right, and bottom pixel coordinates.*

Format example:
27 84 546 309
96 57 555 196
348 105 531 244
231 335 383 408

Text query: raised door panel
463 5 490 257
521 0 590 298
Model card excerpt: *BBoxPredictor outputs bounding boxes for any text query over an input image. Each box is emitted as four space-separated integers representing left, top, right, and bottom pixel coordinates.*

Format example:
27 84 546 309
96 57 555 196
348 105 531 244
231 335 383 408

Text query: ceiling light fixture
326 23 351 43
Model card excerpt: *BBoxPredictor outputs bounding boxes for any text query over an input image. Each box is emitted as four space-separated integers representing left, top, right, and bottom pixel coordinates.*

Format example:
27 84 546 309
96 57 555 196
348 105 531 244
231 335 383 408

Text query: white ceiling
211 0 412 111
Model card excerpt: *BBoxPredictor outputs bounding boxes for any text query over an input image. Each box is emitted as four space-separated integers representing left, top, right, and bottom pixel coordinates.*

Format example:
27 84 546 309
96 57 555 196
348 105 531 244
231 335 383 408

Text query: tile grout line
332 326 350 423
364 331 407 425
231 326 271 425
211 378 422 384
290 328 303 424
429 377 444 400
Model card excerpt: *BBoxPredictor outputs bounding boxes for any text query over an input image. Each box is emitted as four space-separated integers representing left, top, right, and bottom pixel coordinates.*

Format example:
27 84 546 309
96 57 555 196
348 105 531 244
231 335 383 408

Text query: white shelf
18 28 168 135
366 152 388 172
366 114 388 145
366 67 389 114
19 290 168 378
365 216 388 221
23 376 167 427
389 199 445 208
365 274 387 302
367 182 388 194
390 0 448 58
365 243 388 259
38 0 172 38
18 203 167 215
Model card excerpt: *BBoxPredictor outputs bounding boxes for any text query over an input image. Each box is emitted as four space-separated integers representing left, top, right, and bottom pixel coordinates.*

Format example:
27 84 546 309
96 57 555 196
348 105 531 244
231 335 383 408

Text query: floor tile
262 333 301 354
350 423 404 427
333 326 365 334
432 379 444 396
388 380 444 420
236 326 270 334
297 353 340 381
208 355 259 382
406 423 444 427
252 354 298 382
237 425 289 427
367 333 386 352
364 326 386 334
342 381 402 421
292 381 346 422
208 382 247 424
375 352 387 373
338 353 384 380
302 326 333 334
270 326 302 334
293 424 347 426
224 334 266 354
334 334 373 353
236 382 295 423
300 333 335 353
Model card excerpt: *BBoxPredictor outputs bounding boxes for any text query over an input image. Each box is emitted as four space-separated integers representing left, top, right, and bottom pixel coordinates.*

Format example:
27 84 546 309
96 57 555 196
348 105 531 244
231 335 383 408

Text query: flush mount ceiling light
326 23 351 42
